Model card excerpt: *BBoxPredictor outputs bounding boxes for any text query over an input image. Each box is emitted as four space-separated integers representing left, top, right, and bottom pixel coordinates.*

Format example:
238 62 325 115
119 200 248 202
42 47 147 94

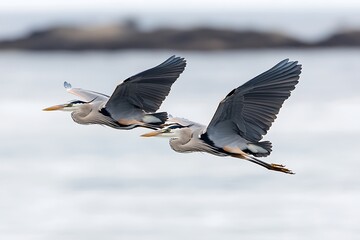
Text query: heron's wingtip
64 81 72 89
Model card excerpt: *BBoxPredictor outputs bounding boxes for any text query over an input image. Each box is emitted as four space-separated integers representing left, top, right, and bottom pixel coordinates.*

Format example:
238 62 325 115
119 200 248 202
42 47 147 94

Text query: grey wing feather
206 59 302 145
105 56 186 120
168 116 205 129
64 81 109 102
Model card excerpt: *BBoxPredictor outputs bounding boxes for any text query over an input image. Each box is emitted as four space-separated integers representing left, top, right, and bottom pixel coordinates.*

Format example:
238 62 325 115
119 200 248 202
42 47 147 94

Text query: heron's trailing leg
231 153 294 174
223 146 294 174
247 156 294 174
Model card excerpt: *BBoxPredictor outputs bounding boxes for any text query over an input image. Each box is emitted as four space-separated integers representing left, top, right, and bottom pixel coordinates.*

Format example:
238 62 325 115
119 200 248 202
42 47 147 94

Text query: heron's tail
141 112 168 129
146 112 168 123
244 141 272 157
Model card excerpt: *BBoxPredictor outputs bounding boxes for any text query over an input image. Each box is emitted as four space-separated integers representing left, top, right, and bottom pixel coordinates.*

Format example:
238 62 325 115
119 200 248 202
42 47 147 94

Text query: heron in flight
43 55 186 130
142 59 301 174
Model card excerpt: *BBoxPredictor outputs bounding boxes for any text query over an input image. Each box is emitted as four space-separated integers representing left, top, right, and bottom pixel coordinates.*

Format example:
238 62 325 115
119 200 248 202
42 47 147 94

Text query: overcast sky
0 0 360 12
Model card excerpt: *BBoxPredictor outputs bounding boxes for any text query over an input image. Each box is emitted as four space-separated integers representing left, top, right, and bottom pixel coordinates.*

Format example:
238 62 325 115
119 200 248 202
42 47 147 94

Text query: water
0 49 359 239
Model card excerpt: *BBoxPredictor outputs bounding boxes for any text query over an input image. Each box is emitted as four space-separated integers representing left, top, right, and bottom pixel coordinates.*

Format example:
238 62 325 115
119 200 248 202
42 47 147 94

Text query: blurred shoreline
0 20 360 51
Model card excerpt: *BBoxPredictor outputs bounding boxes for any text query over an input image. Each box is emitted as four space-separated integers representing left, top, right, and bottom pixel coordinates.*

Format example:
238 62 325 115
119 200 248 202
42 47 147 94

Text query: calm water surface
0 49 359 240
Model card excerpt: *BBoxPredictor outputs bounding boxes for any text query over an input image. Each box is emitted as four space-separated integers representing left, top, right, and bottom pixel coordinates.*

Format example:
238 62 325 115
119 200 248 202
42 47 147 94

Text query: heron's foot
270 163 294 175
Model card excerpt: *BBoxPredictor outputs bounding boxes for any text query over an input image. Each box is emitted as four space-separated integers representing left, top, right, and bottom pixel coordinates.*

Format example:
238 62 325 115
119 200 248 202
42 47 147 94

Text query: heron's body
68 98 167 130
44 56 186 130
142 59 302 174
163 117 269 155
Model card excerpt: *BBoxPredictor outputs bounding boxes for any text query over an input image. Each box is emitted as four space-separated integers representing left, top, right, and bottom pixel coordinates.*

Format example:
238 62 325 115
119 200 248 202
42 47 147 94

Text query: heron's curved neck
71 104 92 124
169 128 193 153
169 128 226 155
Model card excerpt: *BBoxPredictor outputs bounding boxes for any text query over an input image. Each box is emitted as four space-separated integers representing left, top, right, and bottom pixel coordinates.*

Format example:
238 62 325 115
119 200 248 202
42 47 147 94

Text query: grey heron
43 55 186 130
142 59 301 174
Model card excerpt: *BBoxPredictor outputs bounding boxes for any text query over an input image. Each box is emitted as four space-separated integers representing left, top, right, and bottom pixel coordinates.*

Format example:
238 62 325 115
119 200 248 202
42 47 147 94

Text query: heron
43 55 186 130
141 59 302 174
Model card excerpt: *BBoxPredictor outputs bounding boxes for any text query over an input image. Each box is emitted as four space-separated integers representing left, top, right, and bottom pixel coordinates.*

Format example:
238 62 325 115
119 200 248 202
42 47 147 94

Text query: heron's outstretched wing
205 59 302 145
104 56 186 120
64 82 109 102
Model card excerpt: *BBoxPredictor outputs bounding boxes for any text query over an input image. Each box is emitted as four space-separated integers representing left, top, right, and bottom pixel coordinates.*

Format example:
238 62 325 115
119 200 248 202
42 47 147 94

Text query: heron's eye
163 128 172 133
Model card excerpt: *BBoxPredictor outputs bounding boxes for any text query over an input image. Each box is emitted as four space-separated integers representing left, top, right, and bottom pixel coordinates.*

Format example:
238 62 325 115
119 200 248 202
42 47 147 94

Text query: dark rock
316 30 360 47
0 23 359 51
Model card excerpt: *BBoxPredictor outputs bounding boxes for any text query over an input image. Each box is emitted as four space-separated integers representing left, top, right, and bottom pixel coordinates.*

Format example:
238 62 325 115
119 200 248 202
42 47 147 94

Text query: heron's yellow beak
42 104 66 111
140 130 163 137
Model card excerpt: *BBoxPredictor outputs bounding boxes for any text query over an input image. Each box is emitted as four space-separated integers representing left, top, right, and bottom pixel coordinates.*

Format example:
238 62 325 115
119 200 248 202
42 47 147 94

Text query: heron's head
141 124 187 138
43 100 87 112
